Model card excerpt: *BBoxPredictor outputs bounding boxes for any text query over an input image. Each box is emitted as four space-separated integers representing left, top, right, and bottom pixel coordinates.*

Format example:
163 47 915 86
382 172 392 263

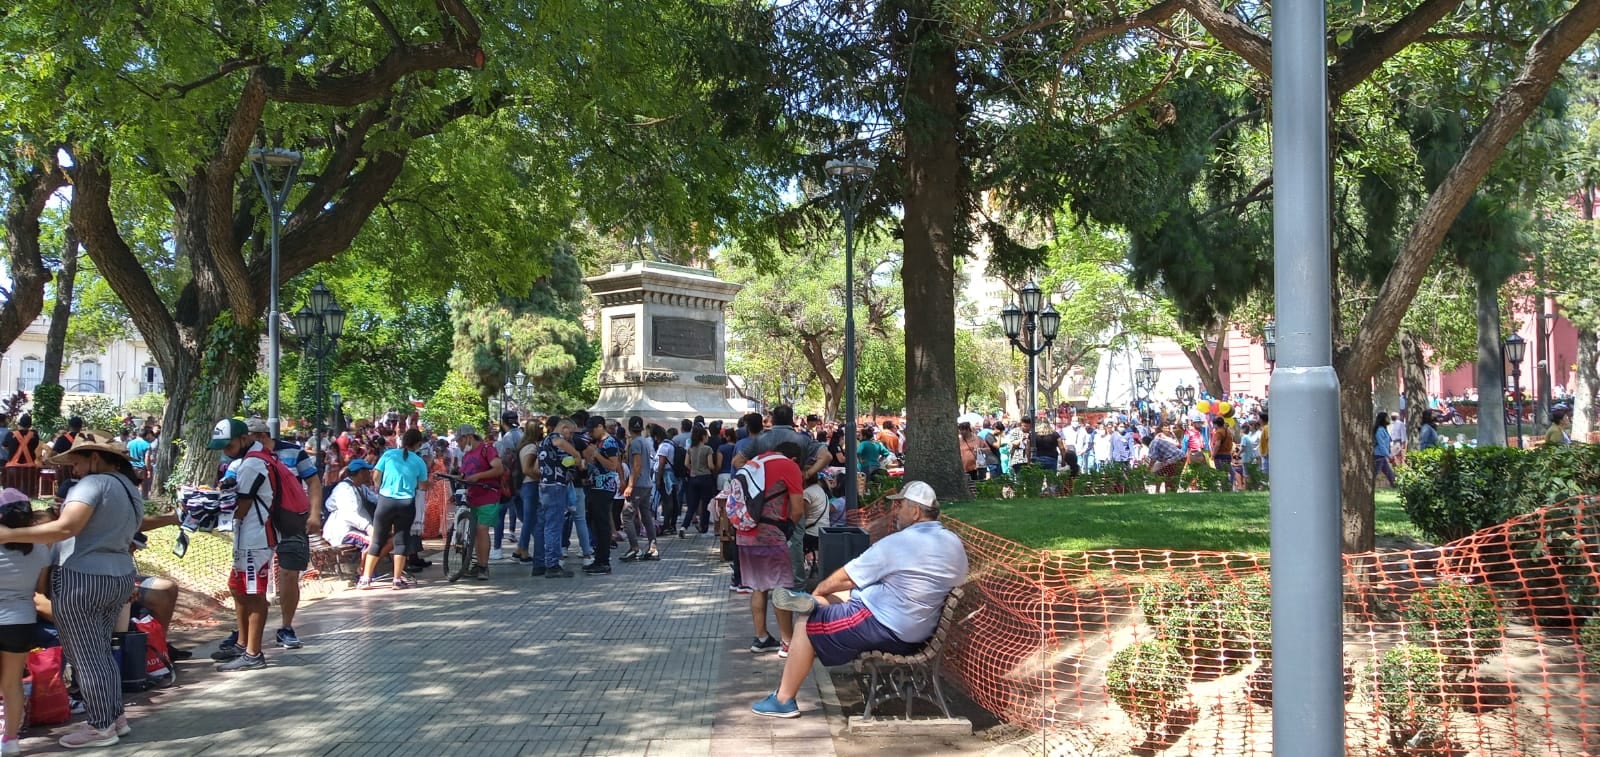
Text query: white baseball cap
888 480 937 509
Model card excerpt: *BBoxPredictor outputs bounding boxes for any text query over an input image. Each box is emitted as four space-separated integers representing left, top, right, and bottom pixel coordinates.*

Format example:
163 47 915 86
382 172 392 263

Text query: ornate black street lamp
1001 280 1061 425
1505 332 1526 448
1134 354 1161 426
1264 321 1277 371
292 281 344 475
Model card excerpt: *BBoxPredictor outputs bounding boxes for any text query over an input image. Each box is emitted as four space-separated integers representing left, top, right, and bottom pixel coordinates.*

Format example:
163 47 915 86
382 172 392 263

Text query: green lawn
942 490 1420 554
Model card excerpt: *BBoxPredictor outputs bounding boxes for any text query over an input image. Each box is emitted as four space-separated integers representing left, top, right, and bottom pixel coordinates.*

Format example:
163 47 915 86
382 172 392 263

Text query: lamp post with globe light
504 371 534 414
1505 333 1526 448
291 281 344 479
1134 355 1161 426
250 147 303 440
825 157 875 512
1000 281 1062 426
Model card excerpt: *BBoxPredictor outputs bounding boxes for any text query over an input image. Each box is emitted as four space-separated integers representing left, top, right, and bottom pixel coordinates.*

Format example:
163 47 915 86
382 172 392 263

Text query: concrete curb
813 659 850 738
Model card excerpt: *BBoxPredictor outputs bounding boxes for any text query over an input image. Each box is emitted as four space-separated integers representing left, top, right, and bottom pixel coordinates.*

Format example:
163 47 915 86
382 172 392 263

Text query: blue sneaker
751 692 799 719
210 631 241 661
275 627 303 649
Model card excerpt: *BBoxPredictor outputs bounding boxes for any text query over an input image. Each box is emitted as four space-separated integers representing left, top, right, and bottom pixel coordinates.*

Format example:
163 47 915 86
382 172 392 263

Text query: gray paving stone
19 541 749 756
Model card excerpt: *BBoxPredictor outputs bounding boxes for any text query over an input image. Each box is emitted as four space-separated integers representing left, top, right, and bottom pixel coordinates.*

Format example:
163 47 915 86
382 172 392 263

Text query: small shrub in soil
1402 584 1502 666
1370 644 1451 753
1140 574 1268 670
1105 639 1189 734
1580 616 1600 670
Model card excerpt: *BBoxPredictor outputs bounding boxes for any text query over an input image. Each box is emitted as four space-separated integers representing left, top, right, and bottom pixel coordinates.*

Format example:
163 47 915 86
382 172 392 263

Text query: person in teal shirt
127 428 154 496
360 429 430 589
857 427 889 477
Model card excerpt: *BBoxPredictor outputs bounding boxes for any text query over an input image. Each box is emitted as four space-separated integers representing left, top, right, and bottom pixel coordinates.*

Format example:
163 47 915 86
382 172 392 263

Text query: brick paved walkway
24 536 841 756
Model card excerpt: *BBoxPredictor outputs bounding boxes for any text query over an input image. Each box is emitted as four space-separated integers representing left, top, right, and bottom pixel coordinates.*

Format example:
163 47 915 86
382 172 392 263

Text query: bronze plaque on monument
651 317 716 360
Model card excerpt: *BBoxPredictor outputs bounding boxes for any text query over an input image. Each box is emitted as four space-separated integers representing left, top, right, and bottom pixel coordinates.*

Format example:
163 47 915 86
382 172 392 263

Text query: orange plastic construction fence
847 495 1599 755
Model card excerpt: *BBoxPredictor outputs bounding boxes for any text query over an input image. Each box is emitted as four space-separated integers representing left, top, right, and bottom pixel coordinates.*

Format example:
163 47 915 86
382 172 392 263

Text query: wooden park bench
852 586 976 719
307 533 361 581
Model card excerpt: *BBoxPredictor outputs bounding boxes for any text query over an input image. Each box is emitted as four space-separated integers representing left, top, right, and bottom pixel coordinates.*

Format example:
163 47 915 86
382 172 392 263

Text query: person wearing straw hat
0 435 144 747
752 481 967 719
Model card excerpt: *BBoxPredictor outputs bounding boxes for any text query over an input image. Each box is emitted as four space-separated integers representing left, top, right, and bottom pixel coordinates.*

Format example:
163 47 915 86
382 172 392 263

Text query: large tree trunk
0 162 66 356
1475 280 1507 447
1325 0 1600 552
1181 322 1229 399
898 3 967 502
1400 330 1429 439
41 229 78 387
1576 328 1599 443
1374 354 1401 417
1339 379 1376 553
166 340 254 492
799 337 841 421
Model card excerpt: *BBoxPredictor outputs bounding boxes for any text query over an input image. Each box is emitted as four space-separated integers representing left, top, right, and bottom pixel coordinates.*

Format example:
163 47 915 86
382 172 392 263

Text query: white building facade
0 316 164 406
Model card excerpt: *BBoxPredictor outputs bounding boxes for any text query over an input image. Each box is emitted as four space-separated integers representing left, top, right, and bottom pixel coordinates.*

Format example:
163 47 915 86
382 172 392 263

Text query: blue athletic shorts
806 597 921 667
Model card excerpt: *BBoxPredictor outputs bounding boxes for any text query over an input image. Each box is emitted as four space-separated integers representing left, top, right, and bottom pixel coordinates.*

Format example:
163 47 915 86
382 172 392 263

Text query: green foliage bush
1369 644 1449 750
65 395 122 434
1402 584 1502 665
972 459 1265 500
1104 639 1189 732
420 371 487 435
30 383 63 434
1397 444 1600 543
1579 616 1600 667
122 391 167 420
1138 574 1271 665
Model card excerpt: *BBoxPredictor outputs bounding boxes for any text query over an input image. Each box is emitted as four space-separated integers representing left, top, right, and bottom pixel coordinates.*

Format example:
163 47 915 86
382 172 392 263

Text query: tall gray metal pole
842 206 860 511
253 158 298 441
1270 0 1344 754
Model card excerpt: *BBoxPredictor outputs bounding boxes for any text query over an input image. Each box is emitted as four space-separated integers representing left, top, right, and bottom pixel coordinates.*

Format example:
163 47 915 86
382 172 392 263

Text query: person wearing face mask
752 481 968 719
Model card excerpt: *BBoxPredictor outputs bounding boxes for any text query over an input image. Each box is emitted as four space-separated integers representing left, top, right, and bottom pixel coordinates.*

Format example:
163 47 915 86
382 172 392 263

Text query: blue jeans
538 484 567 568
519 482 539 556
1031 456 1059 471
494 488 521 548
564 484 592 556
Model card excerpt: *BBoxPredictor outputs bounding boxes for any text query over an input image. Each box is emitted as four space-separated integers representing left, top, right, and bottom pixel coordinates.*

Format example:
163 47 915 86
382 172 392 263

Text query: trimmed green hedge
974 460 1265 500
1397 444 1600 543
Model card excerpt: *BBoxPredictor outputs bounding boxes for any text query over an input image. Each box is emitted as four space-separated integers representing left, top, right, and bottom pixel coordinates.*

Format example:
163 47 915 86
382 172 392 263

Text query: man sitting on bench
751 480 968 719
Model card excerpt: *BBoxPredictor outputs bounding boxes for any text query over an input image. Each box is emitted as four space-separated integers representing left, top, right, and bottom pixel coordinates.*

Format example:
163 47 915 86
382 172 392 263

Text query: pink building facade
1133 298 1577 404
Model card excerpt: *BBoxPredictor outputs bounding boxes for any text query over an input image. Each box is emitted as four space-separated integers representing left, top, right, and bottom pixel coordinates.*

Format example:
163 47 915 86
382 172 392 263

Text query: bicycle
436 473 496 582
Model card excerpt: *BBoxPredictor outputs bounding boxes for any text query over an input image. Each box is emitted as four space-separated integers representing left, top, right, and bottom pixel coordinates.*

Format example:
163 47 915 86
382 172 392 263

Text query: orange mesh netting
846 495 1600 755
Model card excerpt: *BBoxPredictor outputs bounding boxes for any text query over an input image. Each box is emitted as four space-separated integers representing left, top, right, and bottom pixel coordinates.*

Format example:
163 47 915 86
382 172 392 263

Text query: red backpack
244 450 310 545
725 452 793 537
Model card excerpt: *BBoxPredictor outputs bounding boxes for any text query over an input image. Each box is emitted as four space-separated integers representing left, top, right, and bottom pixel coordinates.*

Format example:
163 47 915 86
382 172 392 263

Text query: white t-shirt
802 483 829 537
655 441 674 478
227 442 275 552
321 479 372 545
844 521 968 643
1389 420 1408 445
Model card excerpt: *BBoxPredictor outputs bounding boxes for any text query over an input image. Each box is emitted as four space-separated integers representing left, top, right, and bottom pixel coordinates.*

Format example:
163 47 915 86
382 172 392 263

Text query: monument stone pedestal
585 261 746 423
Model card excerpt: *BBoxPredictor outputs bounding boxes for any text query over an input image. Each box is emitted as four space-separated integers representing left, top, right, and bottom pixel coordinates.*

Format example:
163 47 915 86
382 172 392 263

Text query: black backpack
671 439 690 479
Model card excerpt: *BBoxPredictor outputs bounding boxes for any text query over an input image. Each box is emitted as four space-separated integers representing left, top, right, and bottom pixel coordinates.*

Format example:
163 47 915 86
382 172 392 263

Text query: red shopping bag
131 611 174 683
25 646 70 726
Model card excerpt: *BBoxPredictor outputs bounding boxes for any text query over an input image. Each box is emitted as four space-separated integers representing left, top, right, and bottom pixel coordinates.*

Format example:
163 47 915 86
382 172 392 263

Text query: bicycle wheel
448 512 475 582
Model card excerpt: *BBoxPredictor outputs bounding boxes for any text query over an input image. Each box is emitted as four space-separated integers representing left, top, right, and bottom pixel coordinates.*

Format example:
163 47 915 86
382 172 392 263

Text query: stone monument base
585 261 748 425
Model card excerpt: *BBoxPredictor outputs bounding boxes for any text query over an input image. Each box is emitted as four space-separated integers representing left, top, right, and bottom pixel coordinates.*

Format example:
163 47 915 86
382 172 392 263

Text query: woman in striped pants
0 437 143 749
